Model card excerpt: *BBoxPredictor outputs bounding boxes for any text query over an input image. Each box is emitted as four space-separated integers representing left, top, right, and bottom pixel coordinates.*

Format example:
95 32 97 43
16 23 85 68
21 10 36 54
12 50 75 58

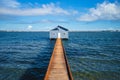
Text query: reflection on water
0 32 120 80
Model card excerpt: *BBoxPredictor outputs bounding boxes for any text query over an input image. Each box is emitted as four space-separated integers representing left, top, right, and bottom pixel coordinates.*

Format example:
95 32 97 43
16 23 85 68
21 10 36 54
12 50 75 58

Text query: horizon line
0 30 120 32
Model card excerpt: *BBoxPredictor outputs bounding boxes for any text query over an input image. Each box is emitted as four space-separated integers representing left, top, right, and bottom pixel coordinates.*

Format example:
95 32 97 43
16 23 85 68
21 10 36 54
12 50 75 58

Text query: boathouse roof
51 25 68 31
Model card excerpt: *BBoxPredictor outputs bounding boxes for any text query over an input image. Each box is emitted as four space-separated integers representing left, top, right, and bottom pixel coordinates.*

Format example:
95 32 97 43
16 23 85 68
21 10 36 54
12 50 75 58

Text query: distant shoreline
0 30 120 32
0 30 48 32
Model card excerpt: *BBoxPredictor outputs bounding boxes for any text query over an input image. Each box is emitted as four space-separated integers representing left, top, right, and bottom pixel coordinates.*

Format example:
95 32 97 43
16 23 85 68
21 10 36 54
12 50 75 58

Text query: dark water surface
0 32 120 80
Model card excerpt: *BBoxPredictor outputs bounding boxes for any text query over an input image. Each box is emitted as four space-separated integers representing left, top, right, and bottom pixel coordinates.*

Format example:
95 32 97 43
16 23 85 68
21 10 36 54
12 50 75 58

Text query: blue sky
0 0 120 31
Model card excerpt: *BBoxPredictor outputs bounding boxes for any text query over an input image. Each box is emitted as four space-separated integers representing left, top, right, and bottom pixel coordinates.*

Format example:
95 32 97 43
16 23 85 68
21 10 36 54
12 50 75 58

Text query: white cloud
77 1 120 21
0 2 70 16
27 25 32 30
0 0 20 8
39 19 68 23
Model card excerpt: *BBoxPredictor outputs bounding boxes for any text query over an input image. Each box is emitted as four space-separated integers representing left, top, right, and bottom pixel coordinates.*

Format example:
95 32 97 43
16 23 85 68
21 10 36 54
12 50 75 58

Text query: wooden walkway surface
44 38 73 80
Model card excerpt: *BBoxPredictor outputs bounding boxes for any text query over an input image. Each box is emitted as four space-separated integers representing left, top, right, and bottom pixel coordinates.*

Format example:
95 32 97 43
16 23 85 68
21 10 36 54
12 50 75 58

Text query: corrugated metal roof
52 28 59 31
51 25 68 31
57 26 68 31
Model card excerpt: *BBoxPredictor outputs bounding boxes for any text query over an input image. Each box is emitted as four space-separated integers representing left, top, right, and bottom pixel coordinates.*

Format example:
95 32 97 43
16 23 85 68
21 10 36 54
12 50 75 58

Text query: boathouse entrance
58 33 61 38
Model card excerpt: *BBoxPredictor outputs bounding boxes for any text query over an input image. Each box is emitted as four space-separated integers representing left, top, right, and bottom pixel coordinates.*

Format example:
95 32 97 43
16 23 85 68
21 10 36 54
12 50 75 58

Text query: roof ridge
57 25 68 31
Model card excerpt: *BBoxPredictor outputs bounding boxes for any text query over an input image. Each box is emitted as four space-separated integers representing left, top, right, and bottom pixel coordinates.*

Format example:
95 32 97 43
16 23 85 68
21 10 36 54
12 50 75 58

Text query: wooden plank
44 38 73 80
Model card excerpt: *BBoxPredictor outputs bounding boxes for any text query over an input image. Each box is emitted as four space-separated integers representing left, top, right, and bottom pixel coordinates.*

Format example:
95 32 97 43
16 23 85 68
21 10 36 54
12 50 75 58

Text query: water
0 32 120 80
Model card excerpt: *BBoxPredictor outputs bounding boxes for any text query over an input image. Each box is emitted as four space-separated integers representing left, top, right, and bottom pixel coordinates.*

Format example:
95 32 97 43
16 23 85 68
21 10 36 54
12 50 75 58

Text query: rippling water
0 32 120 80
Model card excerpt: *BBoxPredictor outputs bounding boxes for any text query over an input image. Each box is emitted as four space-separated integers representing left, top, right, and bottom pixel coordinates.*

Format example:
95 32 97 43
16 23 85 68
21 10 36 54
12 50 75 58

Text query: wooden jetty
44 38 73 80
